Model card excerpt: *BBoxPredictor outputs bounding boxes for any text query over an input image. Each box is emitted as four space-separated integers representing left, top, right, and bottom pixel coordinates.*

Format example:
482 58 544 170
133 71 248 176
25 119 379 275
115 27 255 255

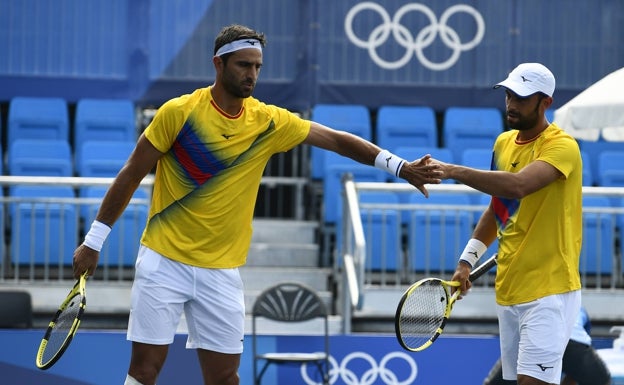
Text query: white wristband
375 149 406 177
459 238 488 268
83 220 112 252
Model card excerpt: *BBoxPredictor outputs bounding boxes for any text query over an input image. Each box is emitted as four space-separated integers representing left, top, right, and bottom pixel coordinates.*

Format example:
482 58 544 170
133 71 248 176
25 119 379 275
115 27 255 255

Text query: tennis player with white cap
429 62 583 385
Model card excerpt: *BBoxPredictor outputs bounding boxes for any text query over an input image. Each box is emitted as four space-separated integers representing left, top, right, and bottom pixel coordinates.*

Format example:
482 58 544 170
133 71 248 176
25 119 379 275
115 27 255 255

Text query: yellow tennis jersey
141 87 310 268
491 123 582 305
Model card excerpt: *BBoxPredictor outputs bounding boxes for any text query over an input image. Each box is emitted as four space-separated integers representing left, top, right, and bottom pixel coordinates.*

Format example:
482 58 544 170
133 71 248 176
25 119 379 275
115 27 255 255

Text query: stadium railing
338 176 624 333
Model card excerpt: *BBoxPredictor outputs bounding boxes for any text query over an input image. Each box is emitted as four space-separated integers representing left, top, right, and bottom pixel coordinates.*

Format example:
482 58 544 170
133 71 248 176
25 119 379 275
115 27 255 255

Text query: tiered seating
461 148 493 171
10 186 77 266
597 151 624 187
72 99 143 266
581 196 615 276
0 109 3 174
77 141 135 177
358 192 402 272
406 192 473 273
8 139 73 177
442 107 503 162
323 163 384 225
8 97 69 146
310 104 372 180
376 105 437 151
74 98 136 174
580 151 593 186
578 136 623 187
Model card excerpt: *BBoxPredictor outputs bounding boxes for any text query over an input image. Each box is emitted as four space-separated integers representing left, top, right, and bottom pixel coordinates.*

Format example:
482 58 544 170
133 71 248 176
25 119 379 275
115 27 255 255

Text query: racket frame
36 272 87 370
395 254 497 352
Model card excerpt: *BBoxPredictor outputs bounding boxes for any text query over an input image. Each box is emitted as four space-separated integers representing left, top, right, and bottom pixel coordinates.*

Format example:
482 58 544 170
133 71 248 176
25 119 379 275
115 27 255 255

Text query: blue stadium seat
376 105 437 152
359 192 402 272
617 197 624 276
74 98 136 173
597 151 624 187
8 97 69 147
406 192 473 273
77 140 135 177
442 107 503 162
0 202 4 267
578 138 622 186
310 104 371 179
581 196 615 275
8 139 73 176
461 148 494 204
580 150 593 186
323 164 385 225
10 186 77 266
461 148 493 171
0 109 3 174
80 187 147 267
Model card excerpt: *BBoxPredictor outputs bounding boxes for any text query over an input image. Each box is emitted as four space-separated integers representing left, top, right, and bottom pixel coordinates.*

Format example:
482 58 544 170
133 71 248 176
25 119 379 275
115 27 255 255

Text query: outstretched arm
304 122 442 196
431 158 562 199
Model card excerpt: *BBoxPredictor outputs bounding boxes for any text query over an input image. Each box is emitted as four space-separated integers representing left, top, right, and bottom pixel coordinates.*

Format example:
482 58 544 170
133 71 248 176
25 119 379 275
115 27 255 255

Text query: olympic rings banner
344 2 485 71
0 330 616 384
2 0 623 112
0 330 503 384
277 335 500 385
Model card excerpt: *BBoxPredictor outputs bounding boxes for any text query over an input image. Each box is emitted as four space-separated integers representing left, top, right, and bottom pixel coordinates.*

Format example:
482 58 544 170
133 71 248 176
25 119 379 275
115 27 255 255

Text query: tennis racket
36 272 88 370
395 254 497 352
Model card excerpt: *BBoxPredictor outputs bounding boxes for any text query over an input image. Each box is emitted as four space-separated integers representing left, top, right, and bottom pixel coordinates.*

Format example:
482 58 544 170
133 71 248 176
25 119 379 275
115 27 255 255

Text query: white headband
215 38 262 57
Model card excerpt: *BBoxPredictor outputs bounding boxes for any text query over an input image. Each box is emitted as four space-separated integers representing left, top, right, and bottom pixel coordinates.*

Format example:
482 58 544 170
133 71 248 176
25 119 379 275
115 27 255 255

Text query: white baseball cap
493 63 556 97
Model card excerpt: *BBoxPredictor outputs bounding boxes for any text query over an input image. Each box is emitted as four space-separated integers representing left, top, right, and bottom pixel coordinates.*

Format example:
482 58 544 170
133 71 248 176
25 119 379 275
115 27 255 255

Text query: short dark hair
213 24 266 56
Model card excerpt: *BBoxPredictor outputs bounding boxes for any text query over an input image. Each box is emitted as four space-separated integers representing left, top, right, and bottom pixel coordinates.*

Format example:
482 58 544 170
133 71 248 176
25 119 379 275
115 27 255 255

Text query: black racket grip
469 254 497 282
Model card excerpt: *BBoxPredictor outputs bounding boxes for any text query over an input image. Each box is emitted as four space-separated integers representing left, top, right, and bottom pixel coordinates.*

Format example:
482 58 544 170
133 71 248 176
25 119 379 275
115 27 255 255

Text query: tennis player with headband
73 24 441 385
429 63 582 385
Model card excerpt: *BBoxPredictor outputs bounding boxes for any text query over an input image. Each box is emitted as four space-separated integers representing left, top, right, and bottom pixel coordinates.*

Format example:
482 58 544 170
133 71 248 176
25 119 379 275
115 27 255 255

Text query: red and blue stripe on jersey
171 121 225 187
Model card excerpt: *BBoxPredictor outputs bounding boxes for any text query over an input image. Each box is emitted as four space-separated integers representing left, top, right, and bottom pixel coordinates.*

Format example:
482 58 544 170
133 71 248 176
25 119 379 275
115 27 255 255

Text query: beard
222 71 255 99
506 104 541 131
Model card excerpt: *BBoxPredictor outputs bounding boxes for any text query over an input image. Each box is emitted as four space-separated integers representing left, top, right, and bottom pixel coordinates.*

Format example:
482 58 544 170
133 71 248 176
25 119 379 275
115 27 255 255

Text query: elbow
500 183 530 200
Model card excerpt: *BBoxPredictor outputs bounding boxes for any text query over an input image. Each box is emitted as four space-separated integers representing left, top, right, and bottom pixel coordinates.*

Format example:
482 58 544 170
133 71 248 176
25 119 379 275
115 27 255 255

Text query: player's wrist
458 238 488 268
375 149 406 177
83 220 111 252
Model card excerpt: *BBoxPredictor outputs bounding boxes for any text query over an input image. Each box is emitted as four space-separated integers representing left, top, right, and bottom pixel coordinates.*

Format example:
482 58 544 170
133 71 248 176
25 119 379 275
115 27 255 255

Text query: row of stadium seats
353 191 624 276
0 185 148 268
311 104 624 239
311 104 504 180
0 97 143 267
1 96 137 176
2 99 621 186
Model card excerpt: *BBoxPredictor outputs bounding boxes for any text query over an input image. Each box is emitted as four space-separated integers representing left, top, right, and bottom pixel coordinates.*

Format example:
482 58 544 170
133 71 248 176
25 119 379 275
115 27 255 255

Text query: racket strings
399 280 448 349
41 294 83 363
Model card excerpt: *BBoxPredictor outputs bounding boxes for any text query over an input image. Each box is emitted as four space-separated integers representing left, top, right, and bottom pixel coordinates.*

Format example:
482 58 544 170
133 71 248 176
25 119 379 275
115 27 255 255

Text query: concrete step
239 266 331 292
252 219 318 244
17 267 334 316
246 242 319 267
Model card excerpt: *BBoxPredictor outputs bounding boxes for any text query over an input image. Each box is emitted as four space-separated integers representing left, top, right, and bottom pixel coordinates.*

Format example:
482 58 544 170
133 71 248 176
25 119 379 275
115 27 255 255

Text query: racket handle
469 254 497 282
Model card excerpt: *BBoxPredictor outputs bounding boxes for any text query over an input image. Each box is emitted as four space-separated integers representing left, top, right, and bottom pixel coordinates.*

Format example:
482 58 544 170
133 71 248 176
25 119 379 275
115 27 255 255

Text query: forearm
95 168 145 226
446 164 524 199
333 131 380 166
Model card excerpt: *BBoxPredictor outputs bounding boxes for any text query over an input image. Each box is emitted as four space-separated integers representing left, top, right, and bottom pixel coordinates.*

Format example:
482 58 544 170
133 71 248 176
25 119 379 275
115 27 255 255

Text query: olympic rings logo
344 2 485 71
301 351 418 385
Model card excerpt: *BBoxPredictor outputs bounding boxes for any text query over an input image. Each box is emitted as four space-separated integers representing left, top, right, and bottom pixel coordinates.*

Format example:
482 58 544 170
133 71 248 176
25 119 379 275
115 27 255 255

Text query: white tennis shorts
497 290 581 383
127 246 245 354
